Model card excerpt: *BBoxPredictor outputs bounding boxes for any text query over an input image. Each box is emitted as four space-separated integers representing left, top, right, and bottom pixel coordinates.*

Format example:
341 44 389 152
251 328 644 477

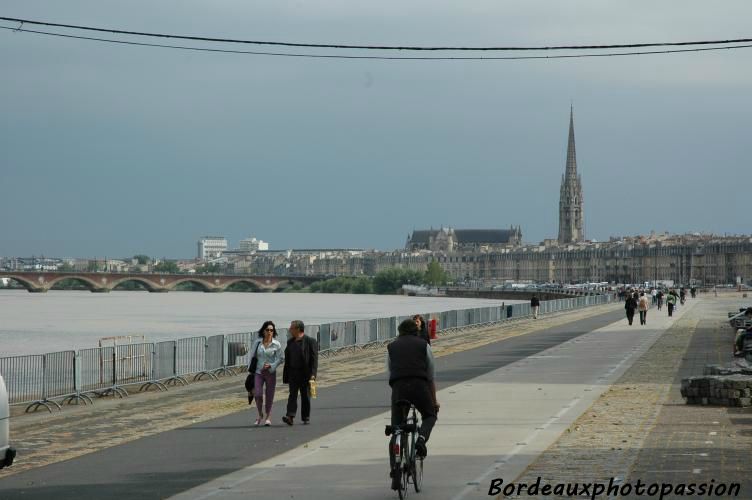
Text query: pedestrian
413 314 431 344
638 292 649 325
679 288 686 305
251 321 284 426
667 290 676 317
282 320 318 426
651 288 657 305
690 287 697 299
625 292 637 325
531 295 540 319
656 290 664 310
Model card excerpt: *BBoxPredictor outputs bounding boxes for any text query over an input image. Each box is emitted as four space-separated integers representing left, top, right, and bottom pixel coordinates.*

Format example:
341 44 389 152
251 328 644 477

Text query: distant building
197 236 228 260
239 237 269 252
558 106 585 244
405 227 522 253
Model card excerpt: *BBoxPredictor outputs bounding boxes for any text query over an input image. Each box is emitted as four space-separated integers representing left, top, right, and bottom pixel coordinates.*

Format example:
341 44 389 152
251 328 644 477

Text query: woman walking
250 321 284 426
638 292 649 325
413 314 431 345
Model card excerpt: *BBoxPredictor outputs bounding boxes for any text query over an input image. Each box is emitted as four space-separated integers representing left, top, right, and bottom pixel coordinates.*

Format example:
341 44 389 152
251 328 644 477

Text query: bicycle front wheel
413 456 423 492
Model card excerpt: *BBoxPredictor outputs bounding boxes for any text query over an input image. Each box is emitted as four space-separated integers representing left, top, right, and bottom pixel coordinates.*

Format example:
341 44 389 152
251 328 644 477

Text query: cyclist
386 319 439 488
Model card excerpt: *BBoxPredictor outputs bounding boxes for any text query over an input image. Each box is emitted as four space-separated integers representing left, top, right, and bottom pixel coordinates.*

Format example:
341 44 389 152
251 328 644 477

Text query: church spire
558 106 585 245
566 105 577 177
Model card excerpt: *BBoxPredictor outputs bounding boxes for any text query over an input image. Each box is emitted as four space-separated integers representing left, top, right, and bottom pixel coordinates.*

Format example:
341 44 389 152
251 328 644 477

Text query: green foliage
153 260 179 273
373 268 424 294
424 260 449 287
309 276 373 294
57 262 75 272
195 262 223 274
133 254 151 265
86 260 102 272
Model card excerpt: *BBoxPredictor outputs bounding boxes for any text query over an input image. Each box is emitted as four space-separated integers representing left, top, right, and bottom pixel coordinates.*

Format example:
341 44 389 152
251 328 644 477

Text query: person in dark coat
625 292 637 325
531 295 541 319
282 320 318 426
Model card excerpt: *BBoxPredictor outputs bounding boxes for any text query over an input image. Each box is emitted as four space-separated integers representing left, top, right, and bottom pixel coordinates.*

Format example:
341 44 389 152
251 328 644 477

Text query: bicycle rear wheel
398 434 410 499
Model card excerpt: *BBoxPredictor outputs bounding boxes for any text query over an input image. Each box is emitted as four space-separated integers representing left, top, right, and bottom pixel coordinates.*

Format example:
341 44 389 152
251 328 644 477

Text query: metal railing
0 294 613 412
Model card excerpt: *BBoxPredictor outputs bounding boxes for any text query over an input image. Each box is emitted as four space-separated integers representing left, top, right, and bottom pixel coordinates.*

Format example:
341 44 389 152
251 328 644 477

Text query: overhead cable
2 15 752 52
2 25 752 60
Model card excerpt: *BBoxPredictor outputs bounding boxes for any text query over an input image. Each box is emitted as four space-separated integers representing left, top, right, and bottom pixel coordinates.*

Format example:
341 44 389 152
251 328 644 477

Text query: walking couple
248 320 318 427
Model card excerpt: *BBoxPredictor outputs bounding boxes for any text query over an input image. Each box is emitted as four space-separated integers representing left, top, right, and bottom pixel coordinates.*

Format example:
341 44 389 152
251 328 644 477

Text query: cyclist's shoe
384 425 393 436
416 435 427 458
390 470 400 490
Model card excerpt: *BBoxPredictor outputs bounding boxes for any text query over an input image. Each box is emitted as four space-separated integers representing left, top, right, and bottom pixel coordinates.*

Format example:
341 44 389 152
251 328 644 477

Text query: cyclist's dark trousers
286 372 310 420
391 378 437 442
667 303 674 317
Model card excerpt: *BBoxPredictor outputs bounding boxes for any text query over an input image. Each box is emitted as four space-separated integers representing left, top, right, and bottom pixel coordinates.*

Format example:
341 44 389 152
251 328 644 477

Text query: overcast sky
2 1 751 259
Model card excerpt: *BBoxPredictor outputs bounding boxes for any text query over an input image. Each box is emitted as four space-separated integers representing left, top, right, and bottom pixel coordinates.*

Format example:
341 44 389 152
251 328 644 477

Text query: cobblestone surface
0 303 618 478
505 294 752 499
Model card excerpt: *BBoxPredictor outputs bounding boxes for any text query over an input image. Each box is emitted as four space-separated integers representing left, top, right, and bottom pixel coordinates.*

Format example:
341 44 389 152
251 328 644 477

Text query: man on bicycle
386 319 439 462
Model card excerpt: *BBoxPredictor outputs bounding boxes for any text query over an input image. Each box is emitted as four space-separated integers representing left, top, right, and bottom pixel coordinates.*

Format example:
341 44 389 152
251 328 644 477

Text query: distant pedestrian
667 290 677 317
531 295 540 319
679 288 686 305
625 293 637 325
690 287 697 299
282 320 318 426
657 290 664 310
638 292 649 325
651 288 657 305
413 314 431 345
251 321 284 426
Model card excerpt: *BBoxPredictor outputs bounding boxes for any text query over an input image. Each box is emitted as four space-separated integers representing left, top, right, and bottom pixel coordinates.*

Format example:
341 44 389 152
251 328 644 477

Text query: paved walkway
167 302 695 500
510 294 752 499
0 306 628 499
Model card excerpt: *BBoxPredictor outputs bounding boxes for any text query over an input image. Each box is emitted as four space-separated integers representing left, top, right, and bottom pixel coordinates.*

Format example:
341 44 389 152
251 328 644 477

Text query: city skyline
2 1 752 258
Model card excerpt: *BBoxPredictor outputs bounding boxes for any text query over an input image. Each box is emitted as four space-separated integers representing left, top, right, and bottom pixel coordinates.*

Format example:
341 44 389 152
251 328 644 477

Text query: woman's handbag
244 342 260 402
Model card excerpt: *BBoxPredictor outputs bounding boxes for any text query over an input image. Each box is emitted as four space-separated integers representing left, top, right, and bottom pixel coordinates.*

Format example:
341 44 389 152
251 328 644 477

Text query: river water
0 290 512 356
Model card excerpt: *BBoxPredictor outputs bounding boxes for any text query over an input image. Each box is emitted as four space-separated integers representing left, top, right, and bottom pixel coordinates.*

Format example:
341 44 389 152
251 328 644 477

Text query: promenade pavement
167 301 696 500
1 298 717 500
0 304 628 500
509 294 752 499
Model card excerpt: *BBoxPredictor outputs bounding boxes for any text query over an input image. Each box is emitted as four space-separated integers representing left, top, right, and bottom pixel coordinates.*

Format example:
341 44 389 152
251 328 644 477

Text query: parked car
0 374 15 469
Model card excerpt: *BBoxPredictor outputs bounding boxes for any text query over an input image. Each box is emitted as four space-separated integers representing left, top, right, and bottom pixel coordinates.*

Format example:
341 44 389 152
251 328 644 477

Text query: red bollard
429 318 438 340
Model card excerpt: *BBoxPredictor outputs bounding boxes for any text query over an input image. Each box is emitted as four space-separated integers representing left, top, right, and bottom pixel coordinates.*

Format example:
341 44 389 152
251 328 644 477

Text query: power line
3 25 752 61
2 15 752 52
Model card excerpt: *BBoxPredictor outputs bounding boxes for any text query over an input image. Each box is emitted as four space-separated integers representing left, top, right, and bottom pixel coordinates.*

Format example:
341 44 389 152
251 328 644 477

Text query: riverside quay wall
226 236 752 286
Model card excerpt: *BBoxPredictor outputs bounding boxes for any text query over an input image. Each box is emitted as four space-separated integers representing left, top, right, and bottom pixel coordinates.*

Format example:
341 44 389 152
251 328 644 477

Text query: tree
133 254 151 265
196 262 223 274
424 260 449 287
153 261 179 273
58 262 75 272
373 268 424 294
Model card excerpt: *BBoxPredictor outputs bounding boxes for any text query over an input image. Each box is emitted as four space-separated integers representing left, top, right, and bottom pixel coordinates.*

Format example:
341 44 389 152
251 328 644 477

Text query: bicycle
385 400 424 499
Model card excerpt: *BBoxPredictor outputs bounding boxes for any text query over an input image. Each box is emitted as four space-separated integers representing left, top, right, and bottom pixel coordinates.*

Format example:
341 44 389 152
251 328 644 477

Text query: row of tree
309 262 449 295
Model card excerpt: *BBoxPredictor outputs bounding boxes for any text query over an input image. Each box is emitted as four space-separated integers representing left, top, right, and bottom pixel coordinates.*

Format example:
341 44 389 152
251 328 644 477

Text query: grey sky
2 1 751 258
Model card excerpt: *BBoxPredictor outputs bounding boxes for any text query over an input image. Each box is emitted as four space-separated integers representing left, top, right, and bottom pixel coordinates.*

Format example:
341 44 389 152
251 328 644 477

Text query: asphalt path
0 308 625 500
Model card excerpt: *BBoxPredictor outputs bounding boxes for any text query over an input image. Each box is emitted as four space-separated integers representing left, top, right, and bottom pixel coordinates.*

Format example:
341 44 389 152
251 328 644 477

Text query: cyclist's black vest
387 334 429 386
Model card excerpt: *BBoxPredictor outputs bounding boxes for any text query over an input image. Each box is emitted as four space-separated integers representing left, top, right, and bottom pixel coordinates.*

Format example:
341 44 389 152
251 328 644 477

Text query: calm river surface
0 290 512 356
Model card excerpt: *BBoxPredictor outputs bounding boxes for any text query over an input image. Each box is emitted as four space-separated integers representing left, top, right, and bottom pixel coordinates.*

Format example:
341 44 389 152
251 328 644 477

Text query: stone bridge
0 271 323 293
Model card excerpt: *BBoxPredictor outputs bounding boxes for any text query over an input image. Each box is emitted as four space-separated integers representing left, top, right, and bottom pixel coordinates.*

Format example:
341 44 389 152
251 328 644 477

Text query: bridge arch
110 277 161 292
4 275 40 292
46 275 101 291
221 279 264 292
169 278 214 292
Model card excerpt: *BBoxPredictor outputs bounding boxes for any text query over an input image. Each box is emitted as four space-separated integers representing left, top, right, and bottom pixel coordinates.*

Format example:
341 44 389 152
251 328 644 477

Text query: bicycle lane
168 302 696 500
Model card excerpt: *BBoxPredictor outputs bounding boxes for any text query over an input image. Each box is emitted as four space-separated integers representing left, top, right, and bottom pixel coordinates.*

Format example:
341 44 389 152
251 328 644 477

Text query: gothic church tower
558 106 585 244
